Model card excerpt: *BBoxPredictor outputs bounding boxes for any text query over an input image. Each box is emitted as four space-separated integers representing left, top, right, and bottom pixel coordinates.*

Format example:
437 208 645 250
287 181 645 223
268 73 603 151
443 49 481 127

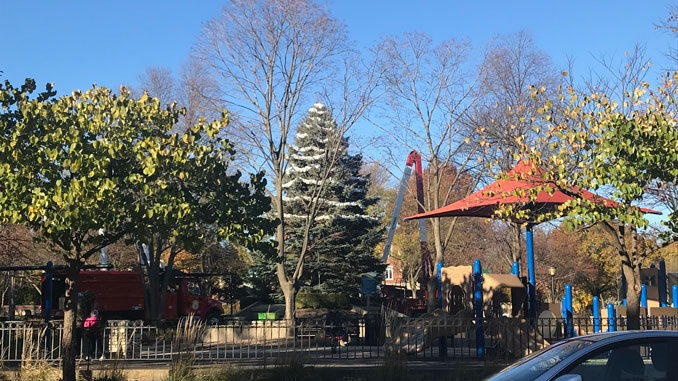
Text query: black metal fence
2 315 678 365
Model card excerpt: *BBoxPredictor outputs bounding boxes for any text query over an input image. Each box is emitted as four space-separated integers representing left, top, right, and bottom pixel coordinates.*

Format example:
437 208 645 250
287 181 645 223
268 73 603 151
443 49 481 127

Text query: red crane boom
382 151 433 290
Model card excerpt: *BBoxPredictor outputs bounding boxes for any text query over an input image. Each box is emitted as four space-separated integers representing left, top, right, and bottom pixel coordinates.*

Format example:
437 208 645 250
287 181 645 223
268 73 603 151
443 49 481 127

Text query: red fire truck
43 270 224 323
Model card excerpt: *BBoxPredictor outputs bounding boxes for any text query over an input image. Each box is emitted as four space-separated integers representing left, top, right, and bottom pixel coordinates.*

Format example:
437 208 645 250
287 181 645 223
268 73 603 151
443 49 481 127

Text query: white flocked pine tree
282 103 383 301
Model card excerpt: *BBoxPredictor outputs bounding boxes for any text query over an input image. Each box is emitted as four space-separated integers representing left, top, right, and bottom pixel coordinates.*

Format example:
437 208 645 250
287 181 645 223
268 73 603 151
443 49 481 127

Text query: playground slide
385 310 475 354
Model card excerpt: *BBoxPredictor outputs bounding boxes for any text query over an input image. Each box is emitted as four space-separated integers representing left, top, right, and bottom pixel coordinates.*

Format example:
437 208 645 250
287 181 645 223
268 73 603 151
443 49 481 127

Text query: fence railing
2 315 678 365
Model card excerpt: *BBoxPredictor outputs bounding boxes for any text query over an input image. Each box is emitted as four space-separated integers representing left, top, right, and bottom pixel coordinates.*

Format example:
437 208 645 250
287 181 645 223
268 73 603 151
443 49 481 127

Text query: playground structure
439 265 525 318
383 157 667 359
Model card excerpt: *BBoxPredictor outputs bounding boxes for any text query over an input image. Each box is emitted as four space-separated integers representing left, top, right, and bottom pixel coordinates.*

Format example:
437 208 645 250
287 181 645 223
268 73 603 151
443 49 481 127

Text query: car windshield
484 338 596 381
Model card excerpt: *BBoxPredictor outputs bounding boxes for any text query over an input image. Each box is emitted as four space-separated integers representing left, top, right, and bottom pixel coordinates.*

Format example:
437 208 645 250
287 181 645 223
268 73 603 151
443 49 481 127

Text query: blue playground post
621 266 627 306
473 259 484 360
526 224 536 323
607 303 616 332
437 261 443 309
44 261 53 324
565 284 573 338
511 261 520 276
641 284 647 309
659 260 668 307
592 296 600 333
673 285 678 308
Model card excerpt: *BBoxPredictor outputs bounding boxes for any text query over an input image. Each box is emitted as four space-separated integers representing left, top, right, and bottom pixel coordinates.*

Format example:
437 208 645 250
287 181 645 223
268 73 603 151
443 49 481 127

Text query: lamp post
549 266 556 303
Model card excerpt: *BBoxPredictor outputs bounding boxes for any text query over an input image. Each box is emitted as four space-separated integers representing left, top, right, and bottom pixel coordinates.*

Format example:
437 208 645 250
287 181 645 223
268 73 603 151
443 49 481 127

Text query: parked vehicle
485 331 678 381
41 270 224 322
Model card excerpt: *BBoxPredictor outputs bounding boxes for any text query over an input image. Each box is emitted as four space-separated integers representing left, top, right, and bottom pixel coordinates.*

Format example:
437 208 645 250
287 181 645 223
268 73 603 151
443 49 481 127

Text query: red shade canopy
404 160 660 221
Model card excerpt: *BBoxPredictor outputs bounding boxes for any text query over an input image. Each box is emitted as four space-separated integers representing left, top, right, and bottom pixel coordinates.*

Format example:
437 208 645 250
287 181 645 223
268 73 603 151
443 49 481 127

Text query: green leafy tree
0 80 139 380
508 78 678 329
0 80 272 380
124 105 273 321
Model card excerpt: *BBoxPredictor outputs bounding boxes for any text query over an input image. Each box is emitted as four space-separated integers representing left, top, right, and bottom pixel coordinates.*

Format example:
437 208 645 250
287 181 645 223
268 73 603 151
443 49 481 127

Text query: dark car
485 331 678 381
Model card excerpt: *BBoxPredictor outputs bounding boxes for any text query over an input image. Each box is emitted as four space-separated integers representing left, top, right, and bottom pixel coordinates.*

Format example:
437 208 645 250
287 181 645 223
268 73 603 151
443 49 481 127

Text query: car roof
556 330 678 345
579 330 678 340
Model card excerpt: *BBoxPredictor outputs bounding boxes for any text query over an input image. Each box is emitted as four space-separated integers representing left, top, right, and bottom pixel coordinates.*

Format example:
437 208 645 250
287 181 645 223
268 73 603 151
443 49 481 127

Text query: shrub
295 293 350 310
196 366 252 381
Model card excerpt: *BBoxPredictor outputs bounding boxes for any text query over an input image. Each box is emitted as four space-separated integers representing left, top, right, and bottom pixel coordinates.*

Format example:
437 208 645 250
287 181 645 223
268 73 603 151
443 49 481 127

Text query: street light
549 266 556 303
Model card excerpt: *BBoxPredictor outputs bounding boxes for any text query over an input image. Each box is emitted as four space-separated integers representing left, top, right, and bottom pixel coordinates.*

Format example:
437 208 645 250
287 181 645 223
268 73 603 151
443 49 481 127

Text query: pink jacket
84 315 98 328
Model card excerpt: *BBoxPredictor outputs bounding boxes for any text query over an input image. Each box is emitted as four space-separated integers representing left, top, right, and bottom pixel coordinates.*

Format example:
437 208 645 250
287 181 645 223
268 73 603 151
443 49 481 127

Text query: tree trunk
8 276 15 320
279 275 296 337
278 270 298 323
426 277 437 312
281 280 296 321
62 264 81 381
510 223 522 264
429 217 443 313
274 175 296 322
622 261 642 330
147 265 161 321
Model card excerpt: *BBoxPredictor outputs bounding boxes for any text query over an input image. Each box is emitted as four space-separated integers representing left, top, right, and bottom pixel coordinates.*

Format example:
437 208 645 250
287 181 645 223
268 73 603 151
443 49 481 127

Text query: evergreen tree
281 103 384 301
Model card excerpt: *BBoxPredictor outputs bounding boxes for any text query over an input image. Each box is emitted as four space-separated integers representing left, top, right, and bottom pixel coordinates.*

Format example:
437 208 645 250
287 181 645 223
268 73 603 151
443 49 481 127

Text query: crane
381 151 434 311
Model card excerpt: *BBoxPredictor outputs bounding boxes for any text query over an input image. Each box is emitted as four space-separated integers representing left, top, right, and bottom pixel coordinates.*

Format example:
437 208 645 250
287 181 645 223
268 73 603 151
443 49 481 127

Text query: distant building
383 256 405 286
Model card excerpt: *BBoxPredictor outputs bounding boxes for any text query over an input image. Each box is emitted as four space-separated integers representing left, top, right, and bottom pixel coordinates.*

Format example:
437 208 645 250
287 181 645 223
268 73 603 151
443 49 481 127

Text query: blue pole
561 296 567 337
526 224 536 323
621 266 627 306
607 303 616 332
565 283 573 338
659 260 668 307
437 261 443 309
673 285 678 308
44 261 53 324
641 284 647 308
592 296 600 333
511 261 520 276
473 259 484 360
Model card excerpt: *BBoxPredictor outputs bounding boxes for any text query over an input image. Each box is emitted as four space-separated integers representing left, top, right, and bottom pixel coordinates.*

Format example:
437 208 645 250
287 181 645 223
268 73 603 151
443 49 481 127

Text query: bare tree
375 32 481 311
583 43 651 116
138 67 176 107
138 59 223 134
467 31 562 267
177 58 223 131
655 4 678 71
196 0 379 320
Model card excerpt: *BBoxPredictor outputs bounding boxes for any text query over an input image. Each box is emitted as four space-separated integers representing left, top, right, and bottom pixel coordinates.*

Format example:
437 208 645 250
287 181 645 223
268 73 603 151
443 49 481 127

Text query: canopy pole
621 264 627 306
473 259 484 360
526 223 536 324
659 260 668 307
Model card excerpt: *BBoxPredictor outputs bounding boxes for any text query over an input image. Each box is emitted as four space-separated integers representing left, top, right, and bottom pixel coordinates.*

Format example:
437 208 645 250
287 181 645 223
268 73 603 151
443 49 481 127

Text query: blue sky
2 1 675 94
2 1 673 225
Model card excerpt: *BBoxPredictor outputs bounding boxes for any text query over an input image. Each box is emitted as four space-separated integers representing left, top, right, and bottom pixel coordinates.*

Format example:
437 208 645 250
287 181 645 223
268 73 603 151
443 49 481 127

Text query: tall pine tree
281 103 383 301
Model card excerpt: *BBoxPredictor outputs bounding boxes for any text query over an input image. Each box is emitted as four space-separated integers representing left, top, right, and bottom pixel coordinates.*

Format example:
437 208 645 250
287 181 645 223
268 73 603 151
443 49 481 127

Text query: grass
164 316 206 381
16 327 60 381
